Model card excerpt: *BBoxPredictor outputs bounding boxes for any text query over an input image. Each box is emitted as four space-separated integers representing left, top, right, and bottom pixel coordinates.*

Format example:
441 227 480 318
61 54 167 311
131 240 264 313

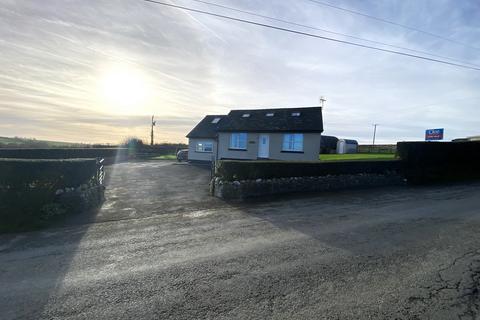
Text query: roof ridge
229 106 321 112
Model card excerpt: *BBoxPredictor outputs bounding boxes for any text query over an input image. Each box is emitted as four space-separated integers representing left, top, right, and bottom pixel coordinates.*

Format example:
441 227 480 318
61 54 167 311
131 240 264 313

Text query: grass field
147 154 177 160
0 136 85 148
319 153 396 161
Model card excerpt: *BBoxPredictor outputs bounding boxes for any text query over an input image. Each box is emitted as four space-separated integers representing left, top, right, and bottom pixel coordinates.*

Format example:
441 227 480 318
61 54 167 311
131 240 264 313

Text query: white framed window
282 133 304 152
196 141 213 153
211 117 221 124
230 133 247 150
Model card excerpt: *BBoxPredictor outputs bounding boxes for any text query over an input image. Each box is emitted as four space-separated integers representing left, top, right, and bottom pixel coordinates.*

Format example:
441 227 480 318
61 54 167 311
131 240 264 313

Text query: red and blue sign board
425 128 444 141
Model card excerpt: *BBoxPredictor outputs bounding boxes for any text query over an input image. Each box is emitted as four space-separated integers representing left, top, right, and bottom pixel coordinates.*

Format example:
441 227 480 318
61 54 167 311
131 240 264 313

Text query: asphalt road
1 161 480 319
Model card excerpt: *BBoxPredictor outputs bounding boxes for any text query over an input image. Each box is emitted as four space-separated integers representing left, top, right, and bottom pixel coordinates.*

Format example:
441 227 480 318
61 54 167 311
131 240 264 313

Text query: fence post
96 158 105 186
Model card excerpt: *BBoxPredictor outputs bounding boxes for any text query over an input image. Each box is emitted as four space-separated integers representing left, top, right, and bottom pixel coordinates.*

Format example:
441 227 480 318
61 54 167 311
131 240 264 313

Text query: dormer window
242 113 250 118
291 112 301 116
266 112 274 117
211 117 221 124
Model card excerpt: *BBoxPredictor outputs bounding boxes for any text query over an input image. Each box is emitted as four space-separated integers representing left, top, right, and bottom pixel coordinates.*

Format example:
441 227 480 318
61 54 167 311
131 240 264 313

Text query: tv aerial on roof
319 96 327 108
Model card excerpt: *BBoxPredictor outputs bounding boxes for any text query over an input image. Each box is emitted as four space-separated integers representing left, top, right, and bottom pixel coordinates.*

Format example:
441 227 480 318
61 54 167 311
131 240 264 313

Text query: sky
0 0 479 144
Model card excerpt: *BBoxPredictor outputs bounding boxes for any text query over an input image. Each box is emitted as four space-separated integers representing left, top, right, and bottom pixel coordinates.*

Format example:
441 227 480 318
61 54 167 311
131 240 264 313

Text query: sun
99 66 151 115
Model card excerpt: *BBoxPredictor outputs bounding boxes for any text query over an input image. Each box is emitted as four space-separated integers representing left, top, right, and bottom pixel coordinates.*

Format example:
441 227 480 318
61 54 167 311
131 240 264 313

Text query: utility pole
372 123 379 146
150 115 156 146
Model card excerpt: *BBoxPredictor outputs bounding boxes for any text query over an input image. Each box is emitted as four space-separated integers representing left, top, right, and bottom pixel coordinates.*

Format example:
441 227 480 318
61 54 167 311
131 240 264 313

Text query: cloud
0 0 478 143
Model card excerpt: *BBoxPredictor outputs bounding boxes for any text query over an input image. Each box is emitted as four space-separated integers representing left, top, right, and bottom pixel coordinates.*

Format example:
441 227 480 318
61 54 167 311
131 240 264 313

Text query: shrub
123 137 144 148
122 137 145 157
215 160 401 181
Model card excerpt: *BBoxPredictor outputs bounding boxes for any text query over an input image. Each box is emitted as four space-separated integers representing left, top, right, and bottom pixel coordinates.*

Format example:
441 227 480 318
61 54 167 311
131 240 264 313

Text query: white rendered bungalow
186 107 323 162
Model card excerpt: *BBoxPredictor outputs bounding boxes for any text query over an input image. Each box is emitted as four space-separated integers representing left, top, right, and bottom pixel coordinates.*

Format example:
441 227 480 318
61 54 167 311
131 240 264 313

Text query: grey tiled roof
186 107 323 138
218 107 323 133
186 115 226 138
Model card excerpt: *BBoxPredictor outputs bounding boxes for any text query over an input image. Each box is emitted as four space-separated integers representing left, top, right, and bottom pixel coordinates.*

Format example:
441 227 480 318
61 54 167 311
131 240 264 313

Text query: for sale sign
425 128 444 141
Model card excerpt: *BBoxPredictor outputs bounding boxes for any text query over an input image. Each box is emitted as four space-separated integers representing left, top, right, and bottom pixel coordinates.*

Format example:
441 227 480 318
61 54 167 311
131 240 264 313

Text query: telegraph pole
372 123 379 146
150 115 156 146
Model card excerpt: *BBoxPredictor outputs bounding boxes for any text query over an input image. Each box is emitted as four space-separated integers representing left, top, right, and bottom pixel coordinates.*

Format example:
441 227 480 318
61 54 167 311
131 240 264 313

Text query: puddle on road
183 210 214 218
101 201 115 210
120 208 138 217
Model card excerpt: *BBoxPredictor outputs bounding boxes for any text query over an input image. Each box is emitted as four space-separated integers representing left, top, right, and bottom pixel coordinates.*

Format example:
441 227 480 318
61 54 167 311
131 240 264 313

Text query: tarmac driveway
68 160 224 224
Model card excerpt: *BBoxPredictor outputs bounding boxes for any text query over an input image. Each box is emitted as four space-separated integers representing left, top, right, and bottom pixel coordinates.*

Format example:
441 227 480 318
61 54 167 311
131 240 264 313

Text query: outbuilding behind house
337 139 358 154
320 135 339 154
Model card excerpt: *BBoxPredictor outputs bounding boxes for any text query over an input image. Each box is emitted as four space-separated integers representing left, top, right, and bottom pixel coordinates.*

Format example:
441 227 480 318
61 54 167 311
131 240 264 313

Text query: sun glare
99 66 151 115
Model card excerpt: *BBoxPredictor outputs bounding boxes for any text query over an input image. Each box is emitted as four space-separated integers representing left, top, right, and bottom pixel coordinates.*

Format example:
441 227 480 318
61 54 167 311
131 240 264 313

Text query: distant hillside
0 136 87 148
0 136 186 150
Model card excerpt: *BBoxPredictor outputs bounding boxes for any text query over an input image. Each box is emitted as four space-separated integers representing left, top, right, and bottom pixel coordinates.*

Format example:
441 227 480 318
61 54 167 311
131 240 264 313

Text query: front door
258 134 269 158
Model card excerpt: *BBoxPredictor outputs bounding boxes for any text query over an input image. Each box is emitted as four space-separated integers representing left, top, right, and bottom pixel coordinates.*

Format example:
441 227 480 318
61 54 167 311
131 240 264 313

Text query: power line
140 0 480 72
305 0 480 51
185 0 480 68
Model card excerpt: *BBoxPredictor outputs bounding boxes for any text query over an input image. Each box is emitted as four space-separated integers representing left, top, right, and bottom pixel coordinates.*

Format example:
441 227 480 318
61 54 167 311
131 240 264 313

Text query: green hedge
136 144 188 155
0 148 127 159
0 158 97 188
397 141 480 183
216 160 401 181
0 158 99 232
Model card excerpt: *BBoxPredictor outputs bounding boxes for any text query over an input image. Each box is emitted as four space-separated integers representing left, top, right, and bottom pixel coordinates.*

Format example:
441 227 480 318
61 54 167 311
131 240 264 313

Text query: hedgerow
0 158 99 232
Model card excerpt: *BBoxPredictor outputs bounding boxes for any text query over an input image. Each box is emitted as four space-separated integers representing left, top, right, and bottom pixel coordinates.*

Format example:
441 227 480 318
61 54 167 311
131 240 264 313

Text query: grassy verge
146 154 177 160
319 153 396 161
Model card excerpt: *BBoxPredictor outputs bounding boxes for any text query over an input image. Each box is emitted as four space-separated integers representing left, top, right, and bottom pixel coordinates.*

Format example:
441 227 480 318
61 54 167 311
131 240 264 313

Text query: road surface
1 162 479 319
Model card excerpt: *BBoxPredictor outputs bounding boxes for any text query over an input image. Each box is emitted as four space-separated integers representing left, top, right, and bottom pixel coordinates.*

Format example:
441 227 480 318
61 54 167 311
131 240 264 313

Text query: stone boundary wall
18 183 105 227
55 183 105 214
211 172 405 200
